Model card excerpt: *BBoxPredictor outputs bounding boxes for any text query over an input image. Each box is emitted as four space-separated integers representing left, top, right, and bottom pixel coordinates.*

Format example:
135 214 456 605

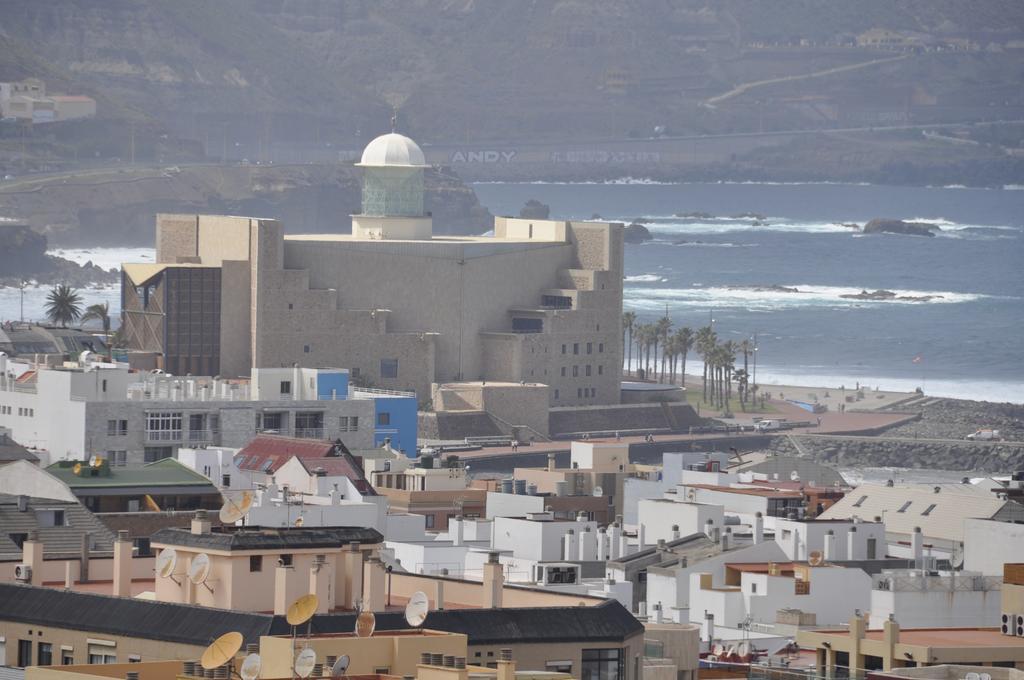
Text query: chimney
80 531 91 583
547 453 557 471
609 522 622 559
579 526 597 561
596 528 608 561
824 530 836 561
483 552 504 609
847 526 860 560
671 525 681 541
563 529 577 561
753 512 764 544
703 612 715 651
911 527 923 564
704 518 714 539
310 556 332 613
496 649 515 680
451 516 464 546
653 602 663 624
191 509 211 535
22 530 43 585
555 480 568 497
113 530 133 597
721 528 731 551
274 562 297 615
883 615 900 661
363 556 386 611
342 542 364 610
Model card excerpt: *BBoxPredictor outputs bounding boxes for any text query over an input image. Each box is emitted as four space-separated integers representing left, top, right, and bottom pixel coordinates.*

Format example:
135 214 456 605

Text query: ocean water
474 182 1024 403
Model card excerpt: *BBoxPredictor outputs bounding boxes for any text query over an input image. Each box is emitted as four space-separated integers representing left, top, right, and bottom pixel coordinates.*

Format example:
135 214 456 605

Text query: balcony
146 430 182 442
187 429 219 444
294 428 325 439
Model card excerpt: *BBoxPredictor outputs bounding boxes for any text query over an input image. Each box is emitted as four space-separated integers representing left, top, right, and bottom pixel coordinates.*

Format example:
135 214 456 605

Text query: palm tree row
622 313 695 386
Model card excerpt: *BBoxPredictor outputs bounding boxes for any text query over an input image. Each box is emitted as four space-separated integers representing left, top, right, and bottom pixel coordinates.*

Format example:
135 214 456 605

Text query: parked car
754 419 783 432
966 429 1001 441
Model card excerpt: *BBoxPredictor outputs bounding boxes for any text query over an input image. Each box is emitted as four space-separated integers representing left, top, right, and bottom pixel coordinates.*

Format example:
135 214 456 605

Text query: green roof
45 458 217 489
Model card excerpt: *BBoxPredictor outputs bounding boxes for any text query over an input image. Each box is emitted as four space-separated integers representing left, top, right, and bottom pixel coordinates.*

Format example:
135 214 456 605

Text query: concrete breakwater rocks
769 435 1024 474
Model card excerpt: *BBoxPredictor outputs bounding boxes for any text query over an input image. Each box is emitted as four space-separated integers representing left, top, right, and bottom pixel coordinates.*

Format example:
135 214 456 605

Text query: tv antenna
330 655 350 679
189 553 214 592
405 591 429 627
220 490 255 525
156 547 181 585
201 631 243 671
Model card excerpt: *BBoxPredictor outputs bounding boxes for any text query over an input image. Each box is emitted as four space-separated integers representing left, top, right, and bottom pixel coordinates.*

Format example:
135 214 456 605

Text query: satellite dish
405 591 429 627
712 643 725 656
79 350 93 364
790 470 800 481
808 550 824 567
156 547 178 578
89 454 103 468
593 486 604 497
240 653 262 680
73 462 83 475
294 648 317 679
295 516 304 527
965 674 980 680
200 631 243 670
219 490 255 524
737 641 751 658
286 593 319 627
355 608 376 638
330 655 350 679
189 553 212 586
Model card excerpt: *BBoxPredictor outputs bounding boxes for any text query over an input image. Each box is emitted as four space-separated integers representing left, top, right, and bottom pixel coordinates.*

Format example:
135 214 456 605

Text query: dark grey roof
607 532 717 567
0 583 642 648
0 431 38 464
0 583 270 647
268 598 644 645
0 325 107 358
0 494 116 560
149 526 383 551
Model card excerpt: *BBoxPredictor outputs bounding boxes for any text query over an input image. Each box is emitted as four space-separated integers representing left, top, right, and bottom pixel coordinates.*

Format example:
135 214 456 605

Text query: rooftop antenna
405 591 429 627
155 547 181 585
240 652 262 680
220 490 254 525
189 553 214 593
329 655 350 679
354 599 376 638
390 107 398 133
200 631 244 671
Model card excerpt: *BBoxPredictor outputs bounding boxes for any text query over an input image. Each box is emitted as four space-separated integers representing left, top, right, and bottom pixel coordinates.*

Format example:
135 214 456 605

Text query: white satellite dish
89 454 103 468
188 553 212 588
294 648 317 679
593 486 604 497
156 547 178 579
354 608 376 638
219 490 255 524
790 471 800 481
79 350 94 364
330 655 350 679
712 643 725 656
240 653 262 680
737 641 751 658
405 591 429 627
965 673 980 680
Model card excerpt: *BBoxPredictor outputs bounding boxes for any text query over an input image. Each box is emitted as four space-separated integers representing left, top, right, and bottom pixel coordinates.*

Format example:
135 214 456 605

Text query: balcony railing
187 430 218 443
146 430 182 442
294 427 325 439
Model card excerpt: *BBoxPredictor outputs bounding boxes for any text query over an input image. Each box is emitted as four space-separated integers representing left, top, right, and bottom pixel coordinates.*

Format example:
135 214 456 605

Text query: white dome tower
352 132 433 240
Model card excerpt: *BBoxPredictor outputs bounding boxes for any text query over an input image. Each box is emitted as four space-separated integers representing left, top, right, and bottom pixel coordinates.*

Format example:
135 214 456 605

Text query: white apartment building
868 569 1002 629
0 356 379 465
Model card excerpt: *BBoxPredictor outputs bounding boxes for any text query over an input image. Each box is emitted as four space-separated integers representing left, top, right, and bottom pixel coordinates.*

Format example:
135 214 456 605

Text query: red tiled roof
298 455 377 496
235 435 340 473
688 484 803 498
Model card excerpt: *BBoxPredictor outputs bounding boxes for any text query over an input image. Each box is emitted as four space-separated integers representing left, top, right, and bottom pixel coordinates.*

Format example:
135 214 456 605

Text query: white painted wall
964 518 1024 575
491 516 596 562
869 578 1002 628
638 499 723 543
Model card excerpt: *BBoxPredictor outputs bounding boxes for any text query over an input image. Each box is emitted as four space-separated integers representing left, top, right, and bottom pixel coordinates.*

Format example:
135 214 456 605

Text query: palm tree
82 302 112 335
721 340 737 405
738 339 753 407
733 368 749 412
673 327 694 388
655 315 673 382
44 284 82 327
622 311 636 376
695 326 717 403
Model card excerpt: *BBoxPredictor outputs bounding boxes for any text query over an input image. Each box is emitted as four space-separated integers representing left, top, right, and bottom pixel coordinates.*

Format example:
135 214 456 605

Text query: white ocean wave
643 220 857 235
624 283 992 311
624 274 667 283
670 241 753 248
50 247 155 271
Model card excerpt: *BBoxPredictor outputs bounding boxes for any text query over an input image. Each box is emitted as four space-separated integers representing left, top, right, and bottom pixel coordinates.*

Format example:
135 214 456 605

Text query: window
867 537 877 559
280 380 291 395
143 447 172 462
581 648 623 680
598 365 604 375
38 643 52 666
295 412 324 437
921 503 936 516
599 343 604 353
380 358 399 379
37 509 66 527
573 343 579 355
561 344 567 354
145 411 182 441
573 366 579 377
897 501 912 513
339 416 359 432
250 555 263 572
129 656 141 663
260 412 284 432
303 345 310 353
18 640 32 668
373 668 390 675
554 389 559 400
560 367 567 377
377 412 391 426
586 365 592 376
577 388 583 398
751 582 757 593
425 515 435 529
108 450 127 467
61 650 74 665
546 662 573 674
107 420 117 436
279 554 293 566
587 342 593 354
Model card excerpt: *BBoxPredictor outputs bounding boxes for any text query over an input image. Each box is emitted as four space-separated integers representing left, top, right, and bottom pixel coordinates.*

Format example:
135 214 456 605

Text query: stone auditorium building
122 132 624 413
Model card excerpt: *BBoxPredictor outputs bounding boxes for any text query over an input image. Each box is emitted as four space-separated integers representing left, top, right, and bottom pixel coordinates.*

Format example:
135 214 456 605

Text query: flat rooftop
820 627 1024 647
